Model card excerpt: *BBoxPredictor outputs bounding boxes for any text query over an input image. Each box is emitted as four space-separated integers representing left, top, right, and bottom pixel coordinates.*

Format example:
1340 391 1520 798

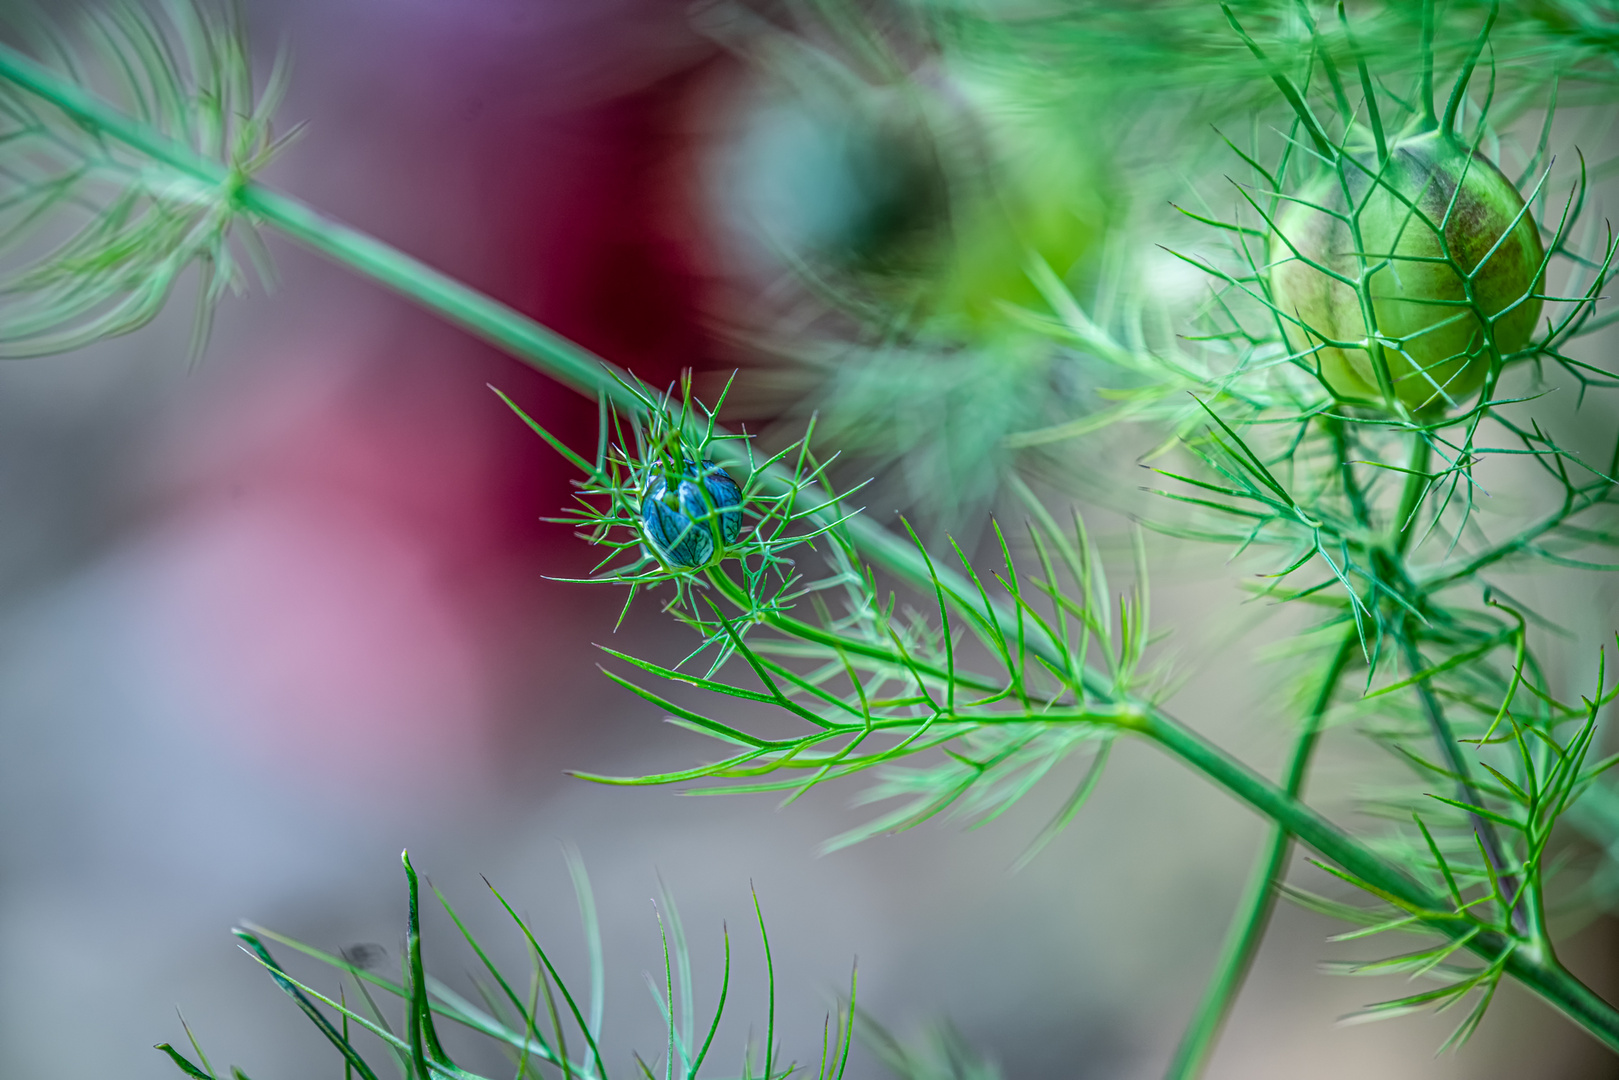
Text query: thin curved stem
1385 437 1526 932
1167 425 1427 1079
1399 630 1528 936
1132 706 1619 1054
1164 629 1358 1080
1339 0 1387 167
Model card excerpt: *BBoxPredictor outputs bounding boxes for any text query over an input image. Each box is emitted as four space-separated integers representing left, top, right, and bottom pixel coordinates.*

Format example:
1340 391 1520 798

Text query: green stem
1164 629 1358 1080
1131 706 1619 1054
1420 0 1438 130
1339 0 1387 167
1220 3 1333 158
1400 630 1528 935
1291 0 1350 123
1386 437 1526 931
1441 2 1499 140
1391 435 1432 554
241 185 632 405
6 38 1619 1057
1166 427 1424 1079
705 566 1003 696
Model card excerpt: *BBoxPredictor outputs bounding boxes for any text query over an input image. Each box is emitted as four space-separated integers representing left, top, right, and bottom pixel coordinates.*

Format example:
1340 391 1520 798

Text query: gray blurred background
0 1 1616 1078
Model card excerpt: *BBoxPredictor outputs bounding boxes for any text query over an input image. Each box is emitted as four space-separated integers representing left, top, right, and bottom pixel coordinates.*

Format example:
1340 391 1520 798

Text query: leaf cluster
567 429 1164 862
498 370 866 654
158 852 857 1080
558 0 1619 1054
1289 649 1619 1048
0 0 293 358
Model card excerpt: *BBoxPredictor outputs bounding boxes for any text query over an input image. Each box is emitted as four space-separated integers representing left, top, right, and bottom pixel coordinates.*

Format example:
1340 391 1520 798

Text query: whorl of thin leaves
497 371 868 672
0 0 292 359
576 479 1169 863
996 1 1619 676
159 852 858 1080
1210 33 1600 558
1287 646 1619 1049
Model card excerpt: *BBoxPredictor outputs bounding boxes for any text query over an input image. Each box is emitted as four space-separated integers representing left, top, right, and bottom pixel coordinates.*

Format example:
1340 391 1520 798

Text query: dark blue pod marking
696 460 744 545
641 479 714 567
639 460 743 568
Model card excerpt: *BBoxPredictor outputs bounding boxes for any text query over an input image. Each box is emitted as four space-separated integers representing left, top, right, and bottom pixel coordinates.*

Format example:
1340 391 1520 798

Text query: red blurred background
131 0 735 788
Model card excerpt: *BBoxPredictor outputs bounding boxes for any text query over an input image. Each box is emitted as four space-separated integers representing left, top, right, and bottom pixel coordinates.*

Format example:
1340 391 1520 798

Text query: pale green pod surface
1269 132 1545 413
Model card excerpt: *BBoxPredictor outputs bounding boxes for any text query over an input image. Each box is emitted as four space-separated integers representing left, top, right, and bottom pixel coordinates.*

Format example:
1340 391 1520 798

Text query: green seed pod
1268 132 1545 414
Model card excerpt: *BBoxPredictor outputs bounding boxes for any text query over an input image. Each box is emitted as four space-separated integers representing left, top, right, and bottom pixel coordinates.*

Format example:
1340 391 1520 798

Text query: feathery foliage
0 0 291 359
495 371 866 652
157 852 857 1080
4 0 1619 1075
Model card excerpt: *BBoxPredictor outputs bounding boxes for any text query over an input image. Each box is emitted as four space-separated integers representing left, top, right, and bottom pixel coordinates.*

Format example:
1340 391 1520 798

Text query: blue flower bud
696 460 744 546
639 460 743 568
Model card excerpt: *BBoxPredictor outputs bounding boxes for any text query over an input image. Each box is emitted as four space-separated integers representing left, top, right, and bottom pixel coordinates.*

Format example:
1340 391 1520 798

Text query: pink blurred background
0 2 1613 1079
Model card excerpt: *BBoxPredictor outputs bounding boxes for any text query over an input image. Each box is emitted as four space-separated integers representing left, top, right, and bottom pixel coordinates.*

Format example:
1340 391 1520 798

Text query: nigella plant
495 371 866 666
0 0 289 360
159 850 859 1080
7 0 1619 1078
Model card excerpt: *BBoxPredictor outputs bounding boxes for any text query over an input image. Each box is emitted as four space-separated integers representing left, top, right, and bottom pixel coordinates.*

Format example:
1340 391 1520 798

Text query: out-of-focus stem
1163 629 1357 1080
1166 428 1431 1079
